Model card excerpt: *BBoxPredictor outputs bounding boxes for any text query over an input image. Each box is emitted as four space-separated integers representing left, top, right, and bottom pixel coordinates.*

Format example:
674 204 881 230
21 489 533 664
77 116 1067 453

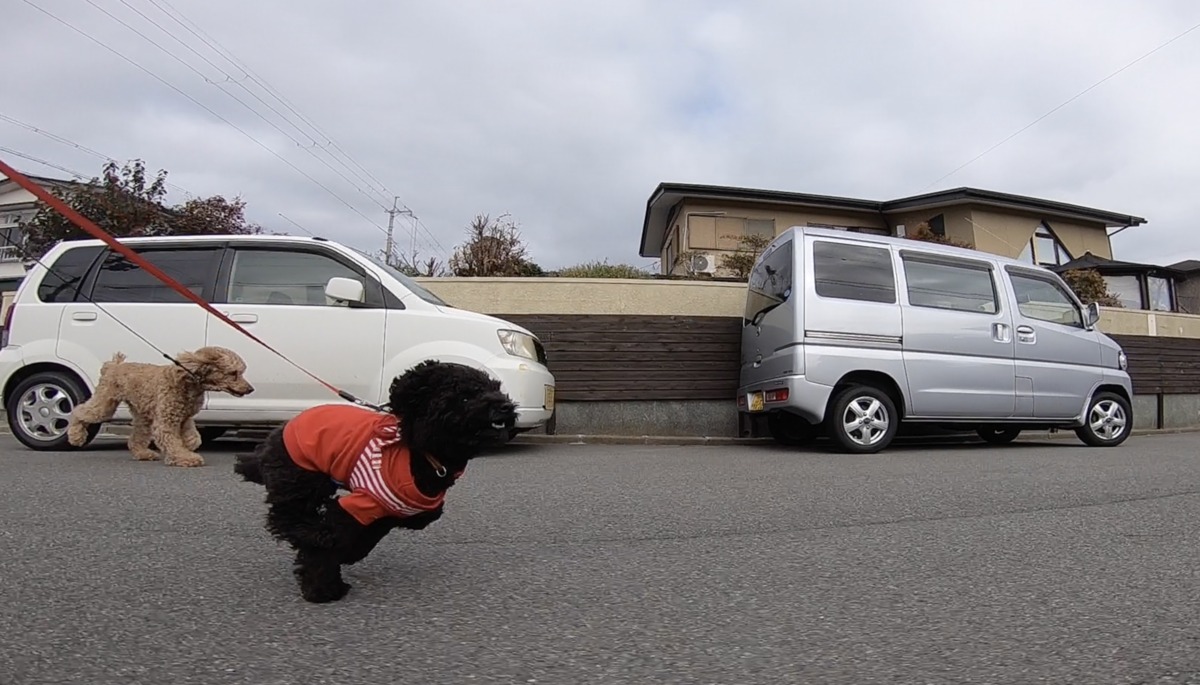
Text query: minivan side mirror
325 276 365 306
1084 301 1101 329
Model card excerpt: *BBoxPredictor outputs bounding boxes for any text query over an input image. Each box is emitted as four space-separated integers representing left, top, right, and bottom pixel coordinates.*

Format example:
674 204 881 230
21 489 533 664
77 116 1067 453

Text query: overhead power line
20 0 395 241
918 18 1200 193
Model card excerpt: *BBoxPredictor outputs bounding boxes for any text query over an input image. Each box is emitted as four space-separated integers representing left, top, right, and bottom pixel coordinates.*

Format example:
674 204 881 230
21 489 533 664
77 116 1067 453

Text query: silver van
737 226 1133 453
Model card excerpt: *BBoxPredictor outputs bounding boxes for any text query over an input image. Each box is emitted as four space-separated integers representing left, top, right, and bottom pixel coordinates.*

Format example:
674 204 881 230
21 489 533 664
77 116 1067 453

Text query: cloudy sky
3 0 1199 271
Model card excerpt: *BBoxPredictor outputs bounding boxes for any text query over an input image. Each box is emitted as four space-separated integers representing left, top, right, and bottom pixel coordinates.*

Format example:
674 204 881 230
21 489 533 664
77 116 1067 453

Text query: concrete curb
511 425 1200 447
3 425 1199 447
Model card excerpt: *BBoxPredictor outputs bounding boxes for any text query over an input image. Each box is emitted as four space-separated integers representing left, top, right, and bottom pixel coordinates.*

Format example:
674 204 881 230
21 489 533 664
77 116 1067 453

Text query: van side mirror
325 276 364 306
1084 301 1101 329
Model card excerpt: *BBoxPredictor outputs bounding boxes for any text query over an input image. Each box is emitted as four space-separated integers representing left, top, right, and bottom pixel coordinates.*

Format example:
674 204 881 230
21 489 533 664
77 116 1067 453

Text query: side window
902 256 999 314
90 247 220 303
37 245 102 303
744 239 793 324
227 249 370 306
812 240 896 304
1007 270 1083 328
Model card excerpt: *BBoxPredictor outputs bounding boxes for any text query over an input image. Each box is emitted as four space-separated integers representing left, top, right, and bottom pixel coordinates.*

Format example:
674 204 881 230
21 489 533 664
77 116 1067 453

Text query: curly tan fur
67 346 254 467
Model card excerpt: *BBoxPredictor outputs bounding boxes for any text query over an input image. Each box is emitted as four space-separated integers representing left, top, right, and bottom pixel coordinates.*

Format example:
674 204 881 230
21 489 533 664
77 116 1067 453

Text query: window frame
898 249 1001 316
1004 265 1085 329
811 239 897 305
81 243 225 304
212 242 399 309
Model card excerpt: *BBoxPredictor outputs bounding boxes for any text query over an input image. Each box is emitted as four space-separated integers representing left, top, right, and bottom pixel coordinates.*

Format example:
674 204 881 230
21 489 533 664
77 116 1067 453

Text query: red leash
0 157 371 407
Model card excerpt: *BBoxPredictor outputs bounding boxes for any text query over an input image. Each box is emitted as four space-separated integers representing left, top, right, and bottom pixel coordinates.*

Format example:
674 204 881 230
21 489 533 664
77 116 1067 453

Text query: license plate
747 391 765 412
544 384 555 411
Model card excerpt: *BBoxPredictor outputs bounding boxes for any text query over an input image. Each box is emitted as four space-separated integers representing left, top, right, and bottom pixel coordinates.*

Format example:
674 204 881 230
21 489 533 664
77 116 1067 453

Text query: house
639 182 1147 278
0 172 78 285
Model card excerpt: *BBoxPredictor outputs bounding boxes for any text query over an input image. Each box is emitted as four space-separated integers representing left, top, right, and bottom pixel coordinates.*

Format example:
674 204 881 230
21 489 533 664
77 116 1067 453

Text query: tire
1074 391 1132 447
826 384 899 454
767 412 817 447
976 426 1021 444
5 370 100 451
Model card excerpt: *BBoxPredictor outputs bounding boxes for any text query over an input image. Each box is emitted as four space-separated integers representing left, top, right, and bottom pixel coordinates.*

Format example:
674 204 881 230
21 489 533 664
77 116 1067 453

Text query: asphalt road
1 432 1198 685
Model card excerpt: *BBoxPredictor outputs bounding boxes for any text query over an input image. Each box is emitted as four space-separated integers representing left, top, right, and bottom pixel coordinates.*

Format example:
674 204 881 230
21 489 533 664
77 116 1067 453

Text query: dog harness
282 404 461 526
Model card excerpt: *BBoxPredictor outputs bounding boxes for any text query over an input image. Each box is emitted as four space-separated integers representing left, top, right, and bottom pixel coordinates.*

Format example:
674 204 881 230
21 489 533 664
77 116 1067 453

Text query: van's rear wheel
6 371 100 451
767 412 817 447
827 384 898 454
976 426 1021 444
1075 391 1132 447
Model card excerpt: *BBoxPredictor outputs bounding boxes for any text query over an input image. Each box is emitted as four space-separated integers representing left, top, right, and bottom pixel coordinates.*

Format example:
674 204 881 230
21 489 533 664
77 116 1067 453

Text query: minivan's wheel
1075 391 1132 447
5 371 100 451
767 412 817 447
977 426 1021 444
827 384 898 454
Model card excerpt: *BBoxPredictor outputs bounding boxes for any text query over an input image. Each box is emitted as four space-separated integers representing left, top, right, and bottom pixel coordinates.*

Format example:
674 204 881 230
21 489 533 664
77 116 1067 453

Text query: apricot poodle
234 360 517 603
67 346 254 467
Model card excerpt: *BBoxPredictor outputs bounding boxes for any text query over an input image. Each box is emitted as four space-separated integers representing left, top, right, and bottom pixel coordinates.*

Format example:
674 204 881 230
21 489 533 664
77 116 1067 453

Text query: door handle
71 312 97 322
1016 325 1036 344
228 313 258 324
992 322 1011 342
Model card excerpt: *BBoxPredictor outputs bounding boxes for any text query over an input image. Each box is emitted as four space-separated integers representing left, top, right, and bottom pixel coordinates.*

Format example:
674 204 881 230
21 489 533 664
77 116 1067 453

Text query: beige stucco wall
968 207 1112 261
416 277 748 317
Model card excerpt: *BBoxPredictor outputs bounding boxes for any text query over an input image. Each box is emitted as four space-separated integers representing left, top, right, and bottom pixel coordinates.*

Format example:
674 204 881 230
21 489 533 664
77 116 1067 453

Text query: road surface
1 432 1198 684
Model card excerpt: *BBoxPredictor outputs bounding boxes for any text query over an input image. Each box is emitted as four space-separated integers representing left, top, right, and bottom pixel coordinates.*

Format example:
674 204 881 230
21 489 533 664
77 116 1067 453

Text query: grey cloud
3 0 1199 271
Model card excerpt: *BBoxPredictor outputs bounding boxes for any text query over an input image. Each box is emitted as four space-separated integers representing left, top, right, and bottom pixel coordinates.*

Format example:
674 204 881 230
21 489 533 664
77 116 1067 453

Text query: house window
1020 223 1071 266
687 215 775 251
1100 274 1177 312
1148 276 1173 312
1103 275 1143 309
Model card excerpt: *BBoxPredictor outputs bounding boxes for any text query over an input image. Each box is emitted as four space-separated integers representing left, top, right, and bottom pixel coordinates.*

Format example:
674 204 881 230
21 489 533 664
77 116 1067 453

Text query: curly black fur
234 360 517 603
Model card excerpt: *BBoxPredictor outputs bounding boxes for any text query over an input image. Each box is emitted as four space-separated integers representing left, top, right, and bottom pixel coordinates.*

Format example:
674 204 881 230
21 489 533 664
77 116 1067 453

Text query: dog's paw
301 579 351 604
66 424 88 447
164 452 205 467
131 449 161 461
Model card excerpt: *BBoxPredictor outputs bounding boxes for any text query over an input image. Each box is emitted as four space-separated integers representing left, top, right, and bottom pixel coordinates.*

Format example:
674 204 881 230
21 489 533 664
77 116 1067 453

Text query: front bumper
489 355 556 428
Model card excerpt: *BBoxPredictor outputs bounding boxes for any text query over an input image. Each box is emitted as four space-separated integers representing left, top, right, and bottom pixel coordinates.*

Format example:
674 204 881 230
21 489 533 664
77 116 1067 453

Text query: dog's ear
175 346 228 376
387 359 441 412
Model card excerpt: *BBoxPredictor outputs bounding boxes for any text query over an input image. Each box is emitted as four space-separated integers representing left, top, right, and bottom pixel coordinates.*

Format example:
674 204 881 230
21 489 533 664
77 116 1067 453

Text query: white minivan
0 234 556 450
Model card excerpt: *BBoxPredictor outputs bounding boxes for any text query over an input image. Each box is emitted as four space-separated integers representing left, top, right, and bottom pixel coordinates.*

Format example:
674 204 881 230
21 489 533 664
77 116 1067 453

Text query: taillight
765 388 789 403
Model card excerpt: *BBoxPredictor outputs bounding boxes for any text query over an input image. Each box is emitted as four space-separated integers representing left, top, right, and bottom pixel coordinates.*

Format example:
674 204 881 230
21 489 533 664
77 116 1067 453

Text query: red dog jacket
282 403 458 526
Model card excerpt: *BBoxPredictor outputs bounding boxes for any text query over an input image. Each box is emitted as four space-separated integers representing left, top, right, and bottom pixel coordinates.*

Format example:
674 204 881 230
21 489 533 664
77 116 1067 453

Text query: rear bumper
737 374 832 425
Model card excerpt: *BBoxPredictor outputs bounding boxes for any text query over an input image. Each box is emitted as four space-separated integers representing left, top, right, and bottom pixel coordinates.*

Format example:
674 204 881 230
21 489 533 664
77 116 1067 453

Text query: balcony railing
0 245 21 262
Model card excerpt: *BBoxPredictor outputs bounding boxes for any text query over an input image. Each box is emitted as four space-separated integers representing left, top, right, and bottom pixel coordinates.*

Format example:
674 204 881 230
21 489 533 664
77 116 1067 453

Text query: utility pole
384 195 400 267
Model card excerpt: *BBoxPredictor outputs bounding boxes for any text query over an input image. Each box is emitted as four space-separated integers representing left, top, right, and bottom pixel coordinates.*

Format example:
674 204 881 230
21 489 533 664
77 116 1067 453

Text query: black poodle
234 360 517 603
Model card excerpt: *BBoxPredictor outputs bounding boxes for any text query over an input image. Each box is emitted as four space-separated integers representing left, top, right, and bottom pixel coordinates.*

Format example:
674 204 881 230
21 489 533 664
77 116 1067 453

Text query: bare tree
448 213 539 277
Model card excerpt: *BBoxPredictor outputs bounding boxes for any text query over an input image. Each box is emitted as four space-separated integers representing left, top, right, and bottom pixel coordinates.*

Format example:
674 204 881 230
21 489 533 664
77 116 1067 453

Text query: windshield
350 247 452 307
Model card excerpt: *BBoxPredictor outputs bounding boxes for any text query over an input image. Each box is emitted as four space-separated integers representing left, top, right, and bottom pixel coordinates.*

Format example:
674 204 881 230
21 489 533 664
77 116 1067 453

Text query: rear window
744 239 793 325
812 240 896 304
37 245 103 303
89 247 222 303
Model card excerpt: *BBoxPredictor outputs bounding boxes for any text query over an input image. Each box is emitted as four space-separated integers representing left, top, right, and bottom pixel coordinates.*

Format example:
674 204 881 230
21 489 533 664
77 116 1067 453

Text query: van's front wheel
827 384 898 454
1075 391 1132 447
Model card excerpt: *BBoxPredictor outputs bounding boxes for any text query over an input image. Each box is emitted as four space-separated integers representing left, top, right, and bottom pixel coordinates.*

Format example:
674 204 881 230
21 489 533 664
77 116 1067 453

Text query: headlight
498 329 538 361
1118 350 1128 370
